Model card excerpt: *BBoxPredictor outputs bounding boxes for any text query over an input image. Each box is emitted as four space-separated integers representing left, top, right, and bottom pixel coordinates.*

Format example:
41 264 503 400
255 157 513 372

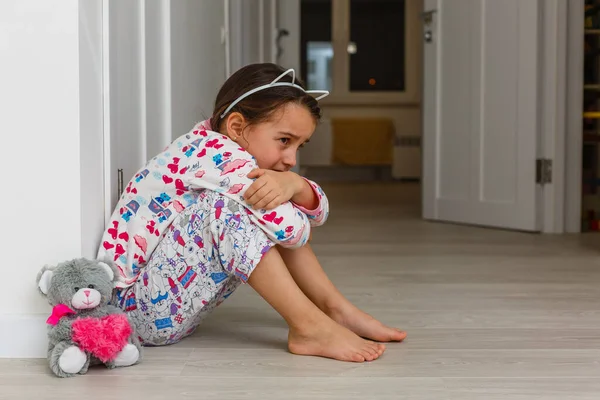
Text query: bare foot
327 303 407 343
288 316 386 363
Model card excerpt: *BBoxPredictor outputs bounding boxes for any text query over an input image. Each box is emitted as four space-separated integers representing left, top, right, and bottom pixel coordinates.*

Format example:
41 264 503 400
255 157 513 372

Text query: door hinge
421 9 437 25
536 159 552 185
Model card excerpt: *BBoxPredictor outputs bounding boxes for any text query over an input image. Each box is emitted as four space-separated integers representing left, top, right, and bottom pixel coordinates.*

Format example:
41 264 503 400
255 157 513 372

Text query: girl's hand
244 169 303 210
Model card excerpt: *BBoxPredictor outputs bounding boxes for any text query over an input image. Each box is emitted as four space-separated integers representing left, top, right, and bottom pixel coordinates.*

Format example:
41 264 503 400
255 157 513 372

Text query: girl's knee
175 190 275 282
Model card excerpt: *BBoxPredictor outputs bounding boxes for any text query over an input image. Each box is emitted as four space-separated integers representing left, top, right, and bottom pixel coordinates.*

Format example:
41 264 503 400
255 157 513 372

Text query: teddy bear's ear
97 261 115 281
36 265 54 295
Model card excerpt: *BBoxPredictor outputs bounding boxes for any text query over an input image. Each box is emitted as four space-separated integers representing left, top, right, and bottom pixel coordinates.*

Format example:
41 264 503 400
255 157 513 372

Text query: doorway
296 0 423 184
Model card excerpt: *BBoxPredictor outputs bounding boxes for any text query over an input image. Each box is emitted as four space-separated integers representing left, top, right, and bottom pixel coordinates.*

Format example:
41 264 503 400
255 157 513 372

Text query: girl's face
224 103 316 172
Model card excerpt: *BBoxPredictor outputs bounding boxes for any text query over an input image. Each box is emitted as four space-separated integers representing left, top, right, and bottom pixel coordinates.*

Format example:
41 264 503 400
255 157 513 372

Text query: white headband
220 68 329 119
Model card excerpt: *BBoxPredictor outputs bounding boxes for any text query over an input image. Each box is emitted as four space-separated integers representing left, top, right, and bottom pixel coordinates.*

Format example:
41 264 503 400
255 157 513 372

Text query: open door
422 0 541 231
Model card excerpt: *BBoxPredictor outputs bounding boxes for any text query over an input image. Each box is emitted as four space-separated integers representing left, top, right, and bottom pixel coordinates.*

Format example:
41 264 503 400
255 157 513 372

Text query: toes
358 348 370 359
361 340 385 361
365 341 379 352
351 352 366 363
365 347 380 361
362 350 376 361
360 346 376 361
394 329 407 341
385 328 407 341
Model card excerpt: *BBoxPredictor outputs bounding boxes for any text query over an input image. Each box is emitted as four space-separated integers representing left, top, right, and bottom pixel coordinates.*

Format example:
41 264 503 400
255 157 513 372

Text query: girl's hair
210 63 321 132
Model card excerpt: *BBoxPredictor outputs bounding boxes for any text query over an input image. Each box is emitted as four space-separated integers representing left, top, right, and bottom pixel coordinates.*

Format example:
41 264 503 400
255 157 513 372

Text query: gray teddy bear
36 258 142 377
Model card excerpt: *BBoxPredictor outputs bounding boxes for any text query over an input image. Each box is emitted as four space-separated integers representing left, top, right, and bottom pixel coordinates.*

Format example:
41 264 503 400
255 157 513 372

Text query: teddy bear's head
36 258 117 311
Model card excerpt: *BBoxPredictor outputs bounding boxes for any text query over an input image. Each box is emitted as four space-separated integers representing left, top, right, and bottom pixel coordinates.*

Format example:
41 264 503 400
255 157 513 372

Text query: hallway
2 182 600 399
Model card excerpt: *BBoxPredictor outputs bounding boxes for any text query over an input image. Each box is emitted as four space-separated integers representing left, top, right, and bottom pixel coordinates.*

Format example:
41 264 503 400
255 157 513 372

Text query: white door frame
565 0 584 233
80 0 106 259
540 0 568 234
543 0 583 234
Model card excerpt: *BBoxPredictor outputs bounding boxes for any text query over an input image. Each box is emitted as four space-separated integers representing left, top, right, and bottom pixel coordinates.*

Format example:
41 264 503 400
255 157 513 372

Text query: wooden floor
3 182 600 399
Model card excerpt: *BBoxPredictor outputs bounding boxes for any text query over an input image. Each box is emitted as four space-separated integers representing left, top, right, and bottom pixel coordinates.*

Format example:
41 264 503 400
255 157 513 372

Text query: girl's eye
279 138 289 145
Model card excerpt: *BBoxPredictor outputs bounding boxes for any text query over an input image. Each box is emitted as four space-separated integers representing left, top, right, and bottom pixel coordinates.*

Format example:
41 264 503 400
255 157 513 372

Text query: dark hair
210 63 321 132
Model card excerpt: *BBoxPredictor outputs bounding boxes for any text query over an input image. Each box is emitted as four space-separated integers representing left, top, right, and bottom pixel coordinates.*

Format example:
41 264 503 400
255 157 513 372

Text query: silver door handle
422 9 437 43
424 31 433 43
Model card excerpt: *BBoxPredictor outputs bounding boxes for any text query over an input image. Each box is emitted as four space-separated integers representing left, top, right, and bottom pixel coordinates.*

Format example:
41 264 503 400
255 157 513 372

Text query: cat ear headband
220 68 329 119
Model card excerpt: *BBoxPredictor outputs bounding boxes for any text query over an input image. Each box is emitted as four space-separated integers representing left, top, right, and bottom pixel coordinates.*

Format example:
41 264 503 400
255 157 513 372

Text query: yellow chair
330 118 395 166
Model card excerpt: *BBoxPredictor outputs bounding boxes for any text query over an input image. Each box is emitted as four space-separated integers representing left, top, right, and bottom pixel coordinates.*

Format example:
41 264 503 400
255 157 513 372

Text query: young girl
98 63 406 363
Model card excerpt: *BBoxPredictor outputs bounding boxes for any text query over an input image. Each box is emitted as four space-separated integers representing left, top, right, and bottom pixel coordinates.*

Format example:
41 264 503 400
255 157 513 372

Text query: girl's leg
277 244 407 342
117 190 385 362
248 245 385 362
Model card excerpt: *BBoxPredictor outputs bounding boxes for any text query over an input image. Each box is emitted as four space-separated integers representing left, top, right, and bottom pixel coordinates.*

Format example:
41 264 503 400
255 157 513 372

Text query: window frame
313 0 422 106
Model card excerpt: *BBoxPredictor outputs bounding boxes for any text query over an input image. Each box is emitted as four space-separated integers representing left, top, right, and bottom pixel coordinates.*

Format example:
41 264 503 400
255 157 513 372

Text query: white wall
0 0 86 357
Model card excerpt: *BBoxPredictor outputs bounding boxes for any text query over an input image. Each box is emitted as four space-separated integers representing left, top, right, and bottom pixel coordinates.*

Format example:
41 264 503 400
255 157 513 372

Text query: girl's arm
244 169 330 227
290 176 329 228
187 135 311 249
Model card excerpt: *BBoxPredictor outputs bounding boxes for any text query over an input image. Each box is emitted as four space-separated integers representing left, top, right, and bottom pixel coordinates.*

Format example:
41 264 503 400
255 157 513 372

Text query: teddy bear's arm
102 305 140 340
99 304 126 316
48 317 74 343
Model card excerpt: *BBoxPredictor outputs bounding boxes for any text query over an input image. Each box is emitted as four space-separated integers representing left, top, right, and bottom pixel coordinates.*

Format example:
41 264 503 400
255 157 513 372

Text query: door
422 0 540 231
230 0 302 172
104 0 228 221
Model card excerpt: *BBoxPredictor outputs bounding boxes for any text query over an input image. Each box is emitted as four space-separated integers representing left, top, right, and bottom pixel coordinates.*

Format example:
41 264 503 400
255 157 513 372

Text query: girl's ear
225 112 246 141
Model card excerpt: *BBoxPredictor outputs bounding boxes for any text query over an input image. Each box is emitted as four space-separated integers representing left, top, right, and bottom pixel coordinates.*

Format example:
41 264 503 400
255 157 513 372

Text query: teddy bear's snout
71 287 102 310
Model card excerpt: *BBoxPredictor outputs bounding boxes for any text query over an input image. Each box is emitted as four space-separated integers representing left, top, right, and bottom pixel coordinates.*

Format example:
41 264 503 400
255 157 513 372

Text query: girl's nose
283 154 296 169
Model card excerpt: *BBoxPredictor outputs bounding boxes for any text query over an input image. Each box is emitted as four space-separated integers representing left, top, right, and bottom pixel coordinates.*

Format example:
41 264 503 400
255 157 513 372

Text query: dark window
349 0 405 91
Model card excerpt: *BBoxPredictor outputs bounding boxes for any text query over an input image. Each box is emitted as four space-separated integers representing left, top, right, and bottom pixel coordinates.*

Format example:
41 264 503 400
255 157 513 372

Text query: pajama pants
113 190 276 346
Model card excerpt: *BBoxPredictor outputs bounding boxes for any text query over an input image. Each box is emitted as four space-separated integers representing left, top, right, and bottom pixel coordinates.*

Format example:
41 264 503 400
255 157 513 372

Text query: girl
98 63 406 363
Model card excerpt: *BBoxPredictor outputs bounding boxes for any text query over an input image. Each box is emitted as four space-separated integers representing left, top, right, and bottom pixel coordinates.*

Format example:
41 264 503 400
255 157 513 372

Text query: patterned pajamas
99 120 329 346
113 190 275 346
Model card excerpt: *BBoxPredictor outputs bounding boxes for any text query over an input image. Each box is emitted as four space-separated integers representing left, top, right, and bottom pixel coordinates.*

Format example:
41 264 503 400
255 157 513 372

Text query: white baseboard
0 314 48 358
392 144 421 179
